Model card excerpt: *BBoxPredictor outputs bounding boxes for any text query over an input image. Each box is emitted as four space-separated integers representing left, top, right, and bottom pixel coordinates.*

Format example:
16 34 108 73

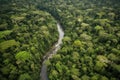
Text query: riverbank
40 23 64 80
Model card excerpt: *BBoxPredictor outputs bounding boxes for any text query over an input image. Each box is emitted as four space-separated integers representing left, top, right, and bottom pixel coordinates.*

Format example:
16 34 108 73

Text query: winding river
40 23 64 80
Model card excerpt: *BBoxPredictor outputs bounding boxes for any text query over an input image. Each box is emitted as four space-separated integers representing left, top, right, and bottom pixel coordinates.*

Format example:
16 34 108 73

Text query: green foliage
0 30 12 38
63 36 71 43
18 73 32 80
15 51 31 62
0 0 120 80
0 0 59 79
94 25 103 31
55 61 62 73
49 70 58 79
70 68 79 76
100 76 109 80
72 52 79 62
45 60 51 66
0 40 19 52
1 66 10 75
38 0 120 80
73 40 82 47
0 23 8 30
107 53 119 61
11 15 25 22
91 75 99 80
80 33 92 41
81 75 90 80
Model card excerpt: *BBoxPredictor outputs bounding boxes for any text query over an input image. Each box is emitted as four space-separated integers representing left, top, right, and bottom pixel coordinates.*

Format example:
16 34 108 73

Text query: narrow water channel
40 23 64 80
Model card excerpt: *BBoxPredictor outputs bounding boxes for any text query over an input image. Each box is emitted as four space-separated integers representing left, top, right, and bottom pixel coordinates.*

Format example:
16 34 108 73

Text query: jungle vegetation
0 0 58 80
38 0 120 80
0 0 120 80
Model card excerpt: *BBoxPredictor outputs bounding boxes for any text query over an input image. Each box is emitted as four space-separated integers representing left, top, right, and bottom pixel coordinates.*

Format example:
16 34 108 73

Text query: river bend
40 23 64 80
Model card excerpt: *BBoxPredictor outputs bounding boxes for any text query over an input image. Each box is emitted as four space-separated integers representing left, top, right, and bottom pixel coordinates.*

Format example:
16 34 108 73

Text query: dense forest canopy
0 0 58 80
0 0 120 80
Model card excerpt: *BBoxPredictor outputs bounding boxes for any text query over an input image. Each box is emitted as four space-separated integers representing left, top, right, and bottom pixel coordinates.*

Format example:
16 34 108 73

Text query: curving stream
40 23 64 80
